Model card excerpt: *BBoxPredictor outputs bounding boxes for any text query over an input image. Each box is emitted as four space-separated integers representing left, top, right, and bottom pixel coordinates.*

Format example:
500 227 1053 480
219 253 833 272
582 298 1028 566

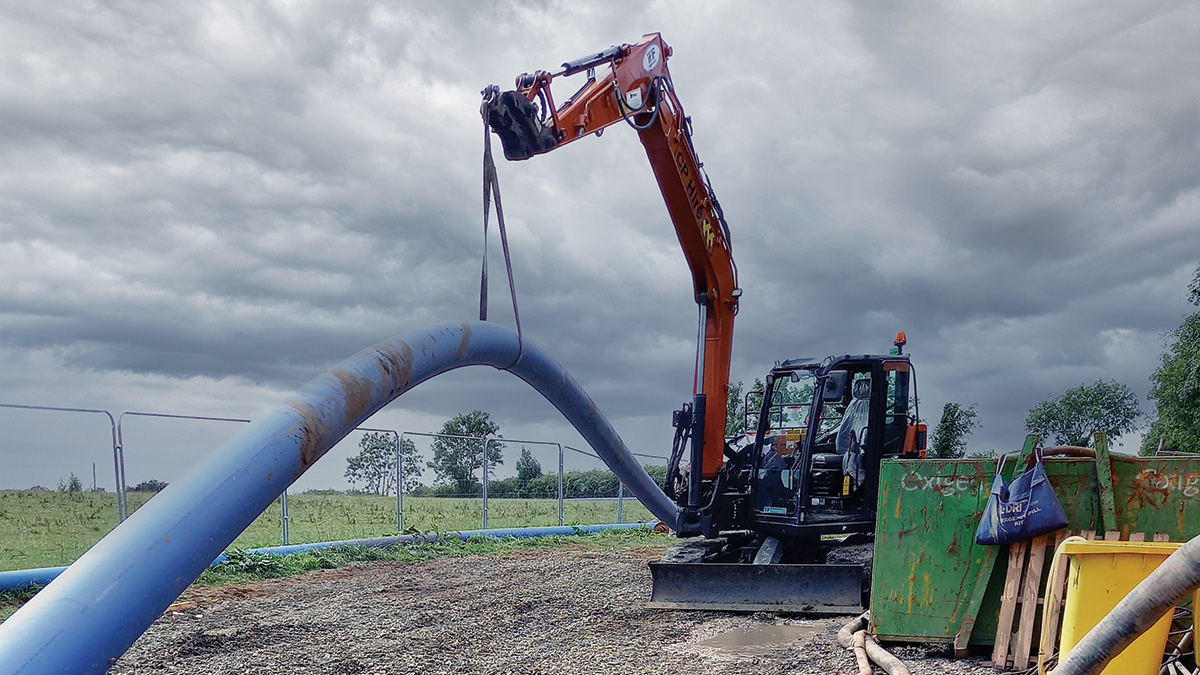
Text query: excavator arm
484 33 739 493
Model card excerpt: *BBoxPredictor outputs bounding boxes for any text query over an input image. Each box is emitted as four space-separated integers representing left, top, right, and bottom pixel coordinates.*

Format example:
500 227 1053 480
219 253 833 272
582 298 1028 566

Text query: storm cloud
2 1 1198 490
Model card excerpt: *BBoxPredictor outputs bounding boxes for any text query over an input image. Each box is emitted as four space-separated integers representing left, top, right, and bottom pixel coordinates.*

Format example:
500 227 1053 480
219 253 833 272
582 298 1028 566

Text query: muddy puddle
695 623 820 655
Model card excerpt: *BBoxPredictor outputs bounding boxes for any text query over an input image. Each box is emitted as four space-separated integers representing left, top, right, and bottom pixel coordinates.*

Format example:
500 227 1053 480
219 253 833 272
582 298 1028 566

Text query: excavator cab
747 353 922 535
649 347 924 614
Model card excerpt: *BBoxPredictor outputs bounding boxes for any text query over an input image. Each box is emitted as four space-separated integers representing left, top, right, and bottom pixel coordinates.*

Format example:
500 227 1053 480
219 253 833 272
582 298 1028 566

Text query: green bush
215 549 286 577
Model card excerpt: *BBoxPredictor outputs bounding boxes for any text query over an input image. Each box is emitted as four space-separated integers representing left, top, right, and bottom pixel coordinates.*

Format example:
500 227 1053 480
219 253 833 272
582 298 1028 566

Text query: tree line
407 463 669 499
342 410 502 497
344 411 668 498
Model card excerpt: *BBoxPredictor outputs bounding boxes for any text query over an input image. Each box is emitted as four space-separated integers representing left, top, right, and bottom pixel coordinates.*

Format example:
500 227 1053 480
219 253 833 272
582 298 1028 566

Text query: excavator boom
484 33 739 503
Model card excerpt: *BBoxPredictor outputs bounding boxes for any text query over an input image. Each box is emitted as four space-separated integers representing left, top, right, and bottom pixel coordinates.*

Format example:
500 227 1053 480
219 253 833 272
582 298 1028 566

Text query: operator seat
835 378 871 454
836 378 871 485
807 378 872 501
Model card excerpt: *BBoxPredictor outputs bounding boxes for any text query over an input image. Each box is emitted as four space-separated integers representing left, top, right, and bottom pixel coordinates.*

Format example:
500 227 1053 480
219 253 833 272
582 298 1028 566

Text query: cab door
751 371 817 517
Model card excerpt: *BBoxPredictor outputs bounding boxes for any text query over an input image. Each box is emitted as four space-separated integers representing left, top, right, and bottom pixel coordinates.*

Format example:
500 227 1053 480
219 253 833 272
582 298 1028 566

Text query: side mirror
822 371 848 402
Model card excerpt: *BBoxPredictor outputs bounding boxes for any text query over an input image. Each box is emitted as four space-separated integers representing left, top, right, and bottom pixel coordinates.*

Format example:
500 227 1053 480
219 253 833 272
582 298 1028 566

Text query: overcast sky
2 1 1198 493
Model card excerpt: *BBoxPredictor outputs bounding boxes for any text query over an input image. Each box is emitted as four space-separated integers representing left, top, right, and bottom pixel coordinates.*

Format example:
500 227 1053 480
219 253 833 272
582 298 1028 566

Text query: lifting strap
480 89 523 366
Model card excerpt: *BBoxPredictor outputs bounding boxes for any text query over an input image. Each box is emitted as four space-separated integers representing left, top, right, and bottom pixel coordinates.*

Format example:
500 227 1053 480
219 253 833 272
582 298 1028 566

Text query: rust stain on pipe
458 322 472 359
374 341 414 395
287 399 327 477
331 367 372 428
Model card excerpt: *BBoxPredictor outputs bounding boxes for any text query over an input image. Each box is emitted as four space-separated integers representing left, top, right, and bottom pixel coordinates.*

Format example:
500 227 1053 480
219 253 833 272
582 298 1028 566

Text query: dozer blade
647 562 864 614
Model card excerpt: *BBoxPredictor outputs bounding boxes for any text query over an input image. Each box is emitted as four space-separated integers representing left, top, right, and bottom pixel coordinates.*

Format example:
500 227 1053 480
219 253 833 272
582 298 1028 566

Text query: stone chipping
111 547 997 675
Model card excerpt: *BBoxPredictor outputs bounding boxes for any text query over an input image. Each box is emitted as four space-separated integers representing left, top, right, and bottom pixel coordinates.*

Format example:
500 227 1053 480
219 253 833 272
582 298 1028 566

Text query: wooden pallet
991 530 1172 671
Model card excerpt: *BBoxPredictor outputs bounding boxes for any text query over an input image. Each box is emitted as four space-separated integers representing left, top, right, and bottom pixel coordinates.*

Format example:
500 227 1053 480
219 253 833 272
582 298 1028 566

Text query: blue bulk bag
975 448 1069 546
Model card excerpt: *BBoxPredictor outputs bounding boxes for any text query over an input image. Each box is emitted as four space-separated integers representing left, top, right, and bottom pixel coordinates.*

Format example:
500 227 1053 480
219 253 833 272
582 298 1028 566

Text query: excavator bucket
483 90 559 161
647 562 865 614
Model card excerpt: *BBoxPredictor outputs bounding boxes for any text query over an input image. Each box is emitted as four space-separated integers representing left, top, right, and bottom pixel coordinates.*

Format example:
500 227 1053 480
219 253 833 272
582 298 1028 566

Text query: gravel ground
112 547 998 675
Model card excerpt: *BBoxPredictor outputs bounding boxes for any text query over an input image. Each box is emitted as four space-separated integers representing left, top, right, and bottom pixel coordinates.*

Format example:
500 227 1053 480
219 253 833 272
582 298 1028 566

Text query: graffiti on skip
1137 469 1200 499
901 470 983 497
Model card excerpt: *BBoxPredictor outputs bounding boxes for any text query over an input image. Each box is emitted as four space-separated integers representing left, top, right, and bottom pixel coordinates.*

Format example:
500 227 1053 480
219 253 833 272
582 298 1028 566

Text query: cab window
882 361 914 455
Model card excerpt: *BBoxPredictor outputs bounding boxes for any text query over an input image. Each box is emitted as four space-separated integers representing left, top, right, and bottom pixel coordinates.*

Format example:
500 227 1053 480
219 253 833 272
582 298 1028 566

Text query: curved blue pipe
0 322 678 673
0 523 652 593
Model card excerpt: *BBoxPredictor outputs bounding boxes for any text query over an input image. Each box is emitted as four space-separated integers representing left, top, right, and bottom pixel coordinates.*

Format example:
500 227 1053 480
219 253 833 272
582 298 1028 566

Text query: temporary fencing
1 402 668 558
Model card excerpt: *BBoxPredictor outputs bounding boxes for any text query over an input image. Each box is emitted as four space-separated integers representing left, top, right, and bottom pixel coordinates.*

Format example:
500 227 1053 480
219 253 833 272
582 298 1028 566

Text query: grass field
0 490 657 572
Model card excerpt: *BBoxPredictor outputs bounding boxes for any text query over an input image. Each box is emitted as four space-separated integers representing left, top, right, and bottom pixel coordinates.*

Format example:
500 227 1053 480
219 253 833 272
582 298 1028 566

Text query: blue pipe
0 322 679 673
0 568 65 593
216 522 651 560
217 522 651 560
0 523 650 593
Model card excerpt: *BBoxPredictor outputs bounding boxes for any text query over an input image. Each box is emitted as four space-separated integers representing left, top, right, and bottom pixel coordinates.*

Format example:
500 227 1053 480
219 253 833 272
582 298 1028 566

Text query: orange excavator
485 33 926 613
483 33 739 522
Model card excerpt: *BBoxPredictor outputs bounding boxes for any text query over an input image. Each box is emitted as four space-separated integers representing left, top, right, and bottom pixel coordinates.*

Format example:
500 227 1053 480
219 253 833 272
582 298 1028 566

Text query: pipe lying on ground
0 322 678 673
850 630 872 675
1051 535 1200 675
837 612 911 675
214 522 651 561
0 522 651 593
0 568 64 594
